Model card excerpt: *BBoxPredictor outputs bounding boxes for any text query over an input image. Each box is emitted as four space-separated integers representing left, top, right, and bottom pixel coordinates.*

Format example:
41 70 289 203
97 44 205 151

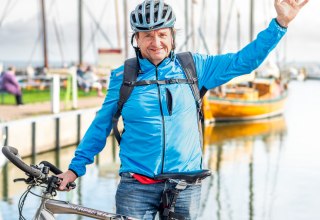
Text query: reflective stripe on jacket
69 19 286 177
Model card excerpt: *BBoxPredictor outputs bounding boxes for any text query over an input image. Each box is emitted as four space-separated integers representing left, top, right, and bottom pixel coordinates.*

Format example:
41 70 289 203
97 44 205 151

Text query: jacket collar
138 51 175 73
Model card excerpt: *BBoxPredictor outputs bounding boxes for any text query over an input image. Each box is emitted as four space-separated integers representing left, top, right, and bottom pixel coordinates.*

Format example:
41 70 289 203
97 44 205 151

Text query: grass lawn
0 88 106 105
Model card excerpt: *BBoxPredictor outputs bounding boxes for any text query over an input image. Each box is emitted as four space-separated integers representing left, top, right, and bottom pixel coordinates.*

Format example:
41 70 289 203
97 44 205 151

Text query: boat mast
217 0 221 54
78 0 83 65
123 0 129 58
185 0 189 51
249 0 254 41
237 9 241 50
191 0 195 51
40 0 48 68
115 0 121 48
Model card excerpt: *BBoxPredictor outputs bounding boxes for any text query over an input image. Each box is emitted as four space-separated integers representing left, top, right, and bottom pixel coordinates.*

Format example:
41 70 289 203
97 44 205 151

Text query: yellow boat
205 78 287 122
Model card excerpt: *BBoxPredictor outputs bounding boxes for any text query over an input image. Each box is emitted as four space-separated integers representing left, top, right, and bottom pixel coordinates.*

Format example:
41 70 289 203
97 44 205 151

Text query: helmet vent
130 0 176 32
138 14 143 24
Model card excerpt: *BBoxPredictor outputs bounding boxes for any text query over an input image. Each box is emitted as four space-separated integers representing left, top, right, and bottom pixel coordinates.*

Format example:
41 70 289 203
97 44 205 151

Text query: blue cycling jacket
69 19 286 178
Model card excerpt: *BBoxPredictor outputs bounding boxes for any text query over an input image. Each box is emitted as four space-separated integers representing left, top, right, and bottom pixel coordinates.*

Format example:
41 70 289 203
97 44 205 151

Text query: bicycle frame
33 193 133 220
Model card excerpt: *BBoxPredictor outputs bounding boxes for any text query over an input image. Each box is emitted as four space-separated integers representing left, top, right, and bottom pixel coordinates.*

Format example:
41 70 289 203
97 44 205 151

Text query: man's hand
275 0 309 28
57 170 78 191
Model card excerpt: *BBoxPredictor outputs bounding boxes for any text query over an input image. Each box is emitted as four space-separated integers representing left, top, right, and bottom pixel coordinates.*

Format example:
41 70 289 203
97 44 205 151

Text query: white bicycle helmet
130 0 176 32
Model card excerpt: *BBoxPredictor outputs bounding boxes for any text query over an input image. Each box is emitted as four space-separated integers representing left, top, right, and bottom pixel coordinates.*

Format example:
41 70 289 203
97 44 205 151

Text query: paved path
0 96 105 122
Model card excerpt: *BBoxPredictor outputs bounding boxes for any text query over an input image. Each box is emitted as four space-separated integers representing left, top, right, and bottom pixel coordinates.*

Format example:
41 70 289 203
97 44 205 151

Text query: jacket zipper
165 88 173 116
155 67 166 173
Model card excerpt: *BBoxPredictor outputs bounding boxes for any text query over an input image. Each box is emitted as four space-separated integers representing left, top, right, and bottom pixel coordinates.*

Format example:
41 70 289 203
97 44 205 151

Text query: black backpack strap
176 52 208 100
176 52 200 98
125 78 196 87
112 58 139 144
176 52 205 150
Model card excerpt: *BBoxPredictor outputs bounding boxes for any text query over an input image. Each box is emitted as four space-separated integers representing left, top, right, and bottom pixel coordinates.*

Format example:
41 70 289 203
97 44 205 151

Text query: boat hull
207 92 287 122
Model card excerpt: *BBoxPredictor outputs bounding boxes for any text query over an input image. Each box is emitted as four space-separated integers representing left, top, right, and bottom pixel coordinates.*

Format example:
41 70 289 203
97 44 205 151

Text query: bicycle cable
18 184 35 220
17 182 46 220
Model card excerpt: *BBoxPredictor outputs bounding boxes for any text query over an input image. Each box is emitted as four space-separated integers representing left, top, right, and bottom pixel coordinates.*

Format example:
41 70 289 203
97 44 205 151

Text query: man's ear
135 33 139 47
131 33 139 49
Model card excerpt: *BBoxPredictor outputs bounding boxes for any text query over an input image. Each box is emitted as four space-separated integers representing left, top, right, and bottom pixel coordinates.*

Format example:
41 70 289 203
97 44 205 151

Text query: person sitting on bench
1 66 23 105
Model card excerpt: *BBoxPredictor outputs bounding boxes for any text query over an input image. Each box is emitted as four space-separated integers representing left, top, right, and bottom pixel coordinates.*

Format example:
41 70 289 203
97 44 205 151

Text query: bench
0 89 8 104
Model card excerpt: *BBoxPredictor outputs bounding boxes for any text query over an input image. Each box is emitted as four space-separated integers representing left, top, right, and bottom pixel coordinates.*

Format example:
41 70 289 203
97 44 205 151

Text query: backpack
112 52 207 145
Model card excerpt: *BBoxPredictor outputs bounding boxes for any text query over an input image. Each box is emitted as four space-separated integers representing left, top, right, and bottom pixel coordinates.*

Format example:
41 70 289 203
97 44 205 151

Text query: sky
0 0 319 68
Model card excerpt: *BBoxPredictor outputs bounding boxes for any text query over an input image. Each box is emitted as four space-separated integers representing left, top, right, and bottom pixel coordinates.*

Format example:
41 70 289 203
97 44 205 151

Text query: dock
0 97 107 157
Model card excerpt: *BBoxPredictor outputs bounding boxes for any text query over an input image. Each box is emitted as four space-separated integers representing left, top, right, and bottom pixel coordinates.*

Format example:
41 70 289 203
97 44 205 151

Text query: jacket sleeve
194 18 287 90
68 66 124 176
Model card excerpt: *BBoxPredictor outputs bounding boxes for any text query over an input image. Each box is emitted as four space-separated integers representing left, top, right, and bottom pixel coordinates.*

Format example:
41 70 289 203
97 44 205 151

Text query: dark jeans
116 173 202 220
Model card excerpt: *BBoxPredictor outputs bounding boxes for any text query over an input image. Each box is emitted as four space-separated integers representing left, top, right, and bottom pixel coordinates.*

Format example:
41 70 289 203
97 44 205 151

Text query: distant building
97 49 124 70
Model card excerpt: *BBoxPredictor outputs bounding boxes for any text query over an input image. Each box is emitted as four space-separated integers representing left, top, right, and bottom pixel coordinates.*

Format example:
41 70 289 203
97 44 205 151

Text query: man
58 0 308 219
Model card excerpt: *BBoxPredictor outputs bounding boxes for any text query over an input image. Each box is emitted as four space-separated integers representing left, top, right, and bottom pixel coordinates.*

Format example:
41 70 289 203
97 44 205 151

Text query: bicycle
2 146 211 220
2 146 137 220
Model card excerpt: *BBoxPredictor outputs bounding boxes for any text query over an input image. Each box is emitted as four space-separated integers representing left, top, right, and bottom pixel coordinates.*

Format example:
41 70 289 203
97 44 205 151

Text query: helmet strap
170 28 176 51
131 33 139 50
170 28 176 60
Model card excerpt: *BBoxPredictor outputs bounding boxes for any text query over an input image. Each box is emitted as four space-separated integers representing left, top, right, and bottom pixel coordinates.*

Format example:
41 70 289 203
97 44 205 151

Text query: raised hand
274 0 309 27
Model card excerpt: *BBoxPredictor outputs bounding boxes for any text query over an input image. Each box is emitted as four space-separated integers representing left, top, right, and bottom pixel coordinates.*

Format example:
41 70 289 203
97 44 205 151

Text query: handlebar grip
40 161 77 189
39 161 63 175
2 146 43 178
66 182 76 189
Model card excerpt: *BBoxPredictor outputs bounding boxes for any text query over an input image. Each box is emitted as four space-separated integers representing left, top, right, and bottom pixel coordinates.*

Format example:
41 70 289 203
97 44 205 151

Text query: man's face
136 28 173 66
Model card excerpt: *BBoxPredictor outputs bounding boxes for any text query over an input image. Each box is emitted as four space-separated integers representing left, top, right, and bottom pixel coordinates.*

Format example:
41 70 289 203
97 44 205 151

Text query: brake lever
14 177 35 184
14 178 28 183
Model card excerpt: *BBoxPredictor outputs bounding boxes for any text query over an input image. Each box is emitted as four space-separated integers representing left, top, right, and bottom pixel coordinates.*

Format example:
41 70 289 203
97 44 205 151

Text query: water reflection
0 134 120 220
2 80 320 220
200 116 287 220
0 118 287 220
0 117 286 220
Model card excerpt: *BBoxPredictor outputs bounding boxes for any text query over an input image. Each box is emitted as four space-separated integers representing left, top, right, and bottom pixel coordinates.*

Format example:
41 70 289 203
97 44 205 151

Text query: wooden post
31 122 36 164
70 67 78 109
51 75 60 114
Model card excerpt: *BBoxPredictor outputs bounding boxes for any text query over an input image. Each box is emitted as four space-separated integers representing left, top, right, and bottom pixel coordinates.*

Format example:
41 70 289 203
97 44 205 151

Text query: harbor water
1 80 320 220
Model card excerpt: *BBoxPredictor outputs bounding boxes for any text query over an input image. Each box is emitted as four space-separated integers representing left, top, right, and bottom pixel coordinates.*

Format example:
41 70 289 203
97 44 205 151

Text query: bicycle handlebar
2 146 44 178
39 161 63 175
2 146 76 189
40 160 77 189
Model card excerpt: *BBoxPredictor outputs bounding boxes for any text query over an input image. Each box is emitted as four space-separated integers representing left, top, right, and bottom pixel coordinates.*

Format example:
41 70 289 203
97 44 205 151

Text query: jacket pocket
166 88 173 116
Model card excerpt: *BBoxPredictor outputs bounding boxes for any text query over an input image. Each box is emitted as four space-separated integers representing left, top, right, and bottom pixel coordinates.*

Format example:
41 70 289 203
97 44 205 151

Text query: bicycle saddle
154 169 211 183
